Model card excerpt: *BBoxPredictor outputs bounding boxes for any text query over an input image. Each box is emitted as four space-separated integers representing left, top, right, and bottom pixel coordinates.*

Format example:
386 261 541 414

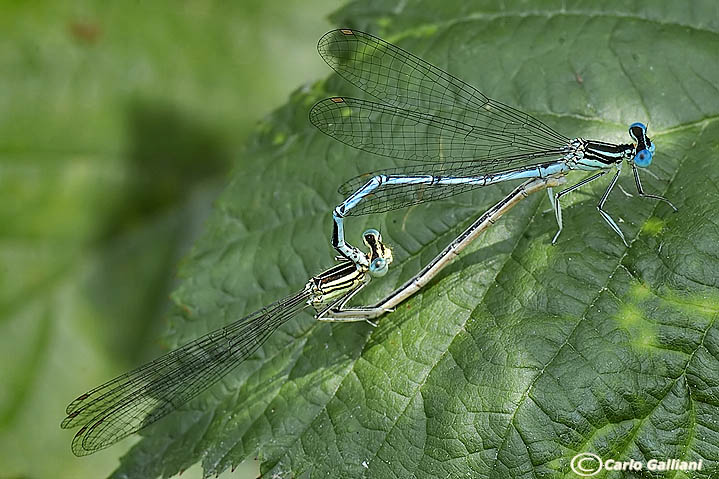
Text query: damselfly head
370 257 389 277
633 148 653 167
363 228 393 277
628 122 654 168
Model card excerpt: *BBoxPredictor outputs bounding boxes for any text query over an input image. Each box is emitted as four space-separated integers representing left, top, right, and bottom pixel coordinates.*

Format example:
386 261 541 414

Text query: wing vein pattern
61 290 310 455
310 29 571 215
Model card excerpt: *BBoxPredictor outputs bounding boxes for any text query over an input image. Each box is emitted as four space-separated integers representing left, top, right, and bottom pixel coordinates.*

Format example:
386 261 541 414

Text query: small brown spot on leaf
69 21 102 44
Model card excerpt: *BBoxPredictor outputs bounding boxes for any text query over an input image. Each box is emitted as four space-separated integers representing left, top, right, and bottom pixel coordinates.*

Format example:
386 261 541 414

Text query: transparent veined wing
316 28 570 160
61 291 309 455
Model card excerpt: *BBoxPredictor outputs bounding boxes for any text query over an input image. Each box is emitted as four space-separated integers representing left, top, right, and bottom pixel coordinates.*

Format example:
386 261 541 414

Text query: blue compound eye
634 149 652 167
369 257 388 277
630 122 647 132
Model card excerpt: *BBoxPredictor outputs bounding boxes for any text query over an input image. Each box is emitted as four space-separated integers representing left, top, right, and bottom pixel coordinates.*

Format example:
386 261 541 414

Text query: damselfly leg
311 29 676 260
62 229 393 456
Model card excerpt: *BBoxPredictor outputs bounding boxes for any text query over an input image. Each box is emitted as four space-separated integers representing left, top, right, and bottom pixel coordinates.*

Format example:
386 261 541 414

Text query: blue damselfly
310 29 677 269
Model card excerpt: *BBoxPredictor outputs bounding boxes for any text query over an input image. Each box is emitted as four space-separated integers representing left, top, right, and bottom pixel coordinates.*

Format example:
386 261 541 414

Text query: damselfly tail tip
362 228 393 277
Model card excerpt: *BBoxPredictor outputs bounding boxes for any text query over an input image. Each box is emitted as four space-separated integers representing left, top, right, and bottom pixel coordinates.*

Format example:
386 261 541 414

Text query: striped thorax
308 229 393 306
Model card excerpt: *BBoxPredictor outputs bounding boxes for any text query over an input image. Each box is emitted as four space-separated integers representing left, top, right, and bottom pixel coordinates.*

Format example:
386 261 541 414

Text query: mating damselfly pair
62 29 674 456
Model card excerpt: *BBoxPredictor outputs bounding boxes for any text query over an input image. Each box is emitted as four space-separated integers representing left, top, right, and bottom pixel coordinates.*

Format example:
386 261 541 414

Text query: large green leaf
107 1 719 478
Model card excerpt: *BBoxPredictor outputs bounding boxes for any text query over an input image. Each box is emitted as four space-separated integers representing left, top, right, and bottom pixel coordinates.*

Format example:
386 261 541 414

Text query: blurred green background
0 1 335 477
